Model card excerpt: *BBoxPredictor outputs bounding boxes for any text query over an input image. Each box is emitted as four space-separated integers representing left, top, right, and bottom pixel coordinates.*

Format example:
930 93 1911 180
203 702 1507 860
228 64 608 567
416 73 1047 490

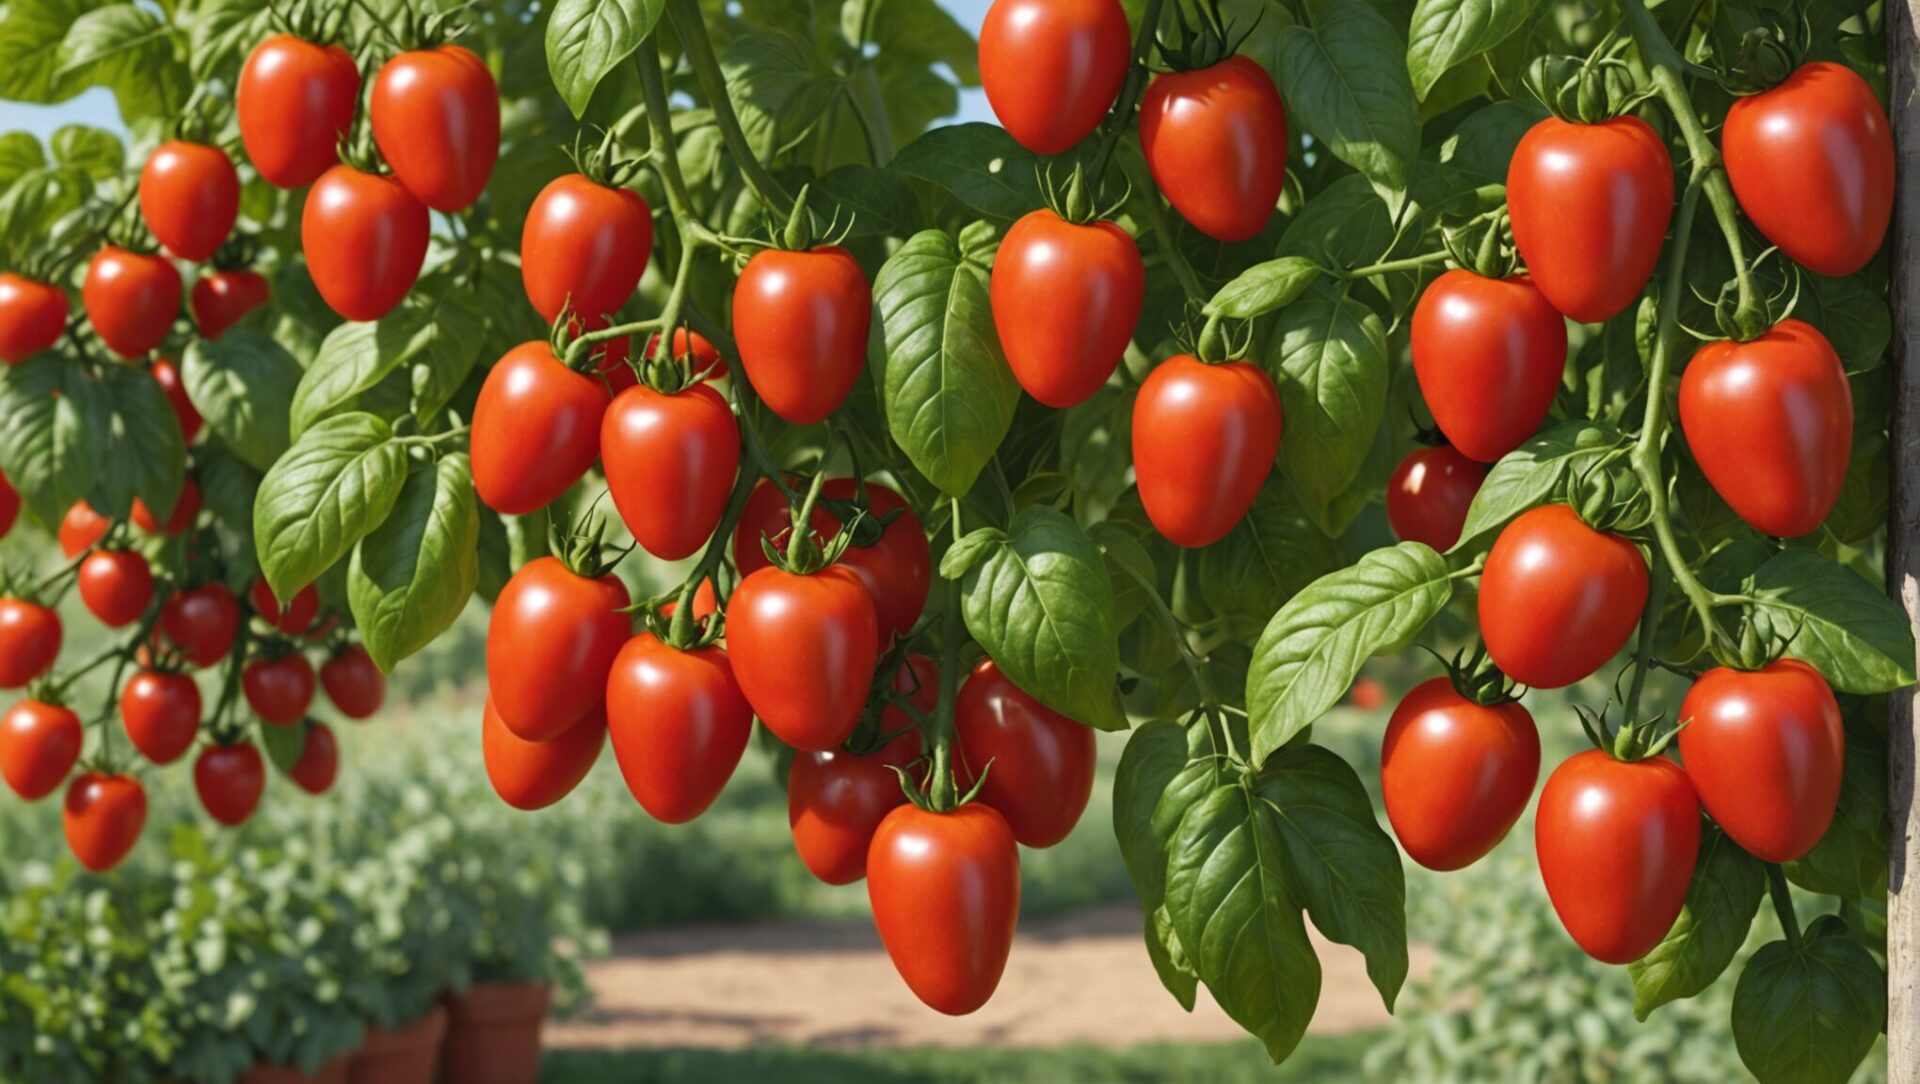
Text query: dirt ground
547 906 1435 1050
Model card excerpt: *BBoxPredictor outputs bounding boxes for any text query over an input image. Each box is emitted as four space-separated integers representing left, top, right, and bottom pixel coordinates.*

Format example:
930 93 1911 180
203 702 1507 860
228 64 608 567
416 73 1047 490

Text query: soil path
547 906 1434 1050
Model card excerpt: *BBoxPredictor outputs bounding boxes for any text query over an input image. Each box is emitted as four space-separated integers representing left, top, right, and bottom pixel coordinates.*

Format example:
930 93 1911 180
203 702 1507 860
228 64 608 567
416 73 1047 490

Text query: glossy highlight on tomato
0 700 82 799
1678 660 1844 863
522 173 652 325
482 698 606 811
472 342 611 516
321 644 386 720
159 583 240 669
64 773 146 872
1387 445 1488 551
238 34 360 189
868 802 1020 1015
1411 271 1568 462
486 557 631 741
1478 505 1647 689
190 269 270 340
84 246 181 359
301 165 430 322
0 273 68 362
727 564 879 751
372 45 500 213
732 247 871 425
120 670 201 765
955 658 1096 848
602 381 740 561
59 501 109 557
1381 678 1539 871
1132 355 1282 548
77 550 154 628
139 141 240 261
195 742 266 826
0 599 61 689
605 633 754 824
1140 57 1288 242
979 0 1130 154
991 209 1144 408
244 654 316 726
290 722 339 795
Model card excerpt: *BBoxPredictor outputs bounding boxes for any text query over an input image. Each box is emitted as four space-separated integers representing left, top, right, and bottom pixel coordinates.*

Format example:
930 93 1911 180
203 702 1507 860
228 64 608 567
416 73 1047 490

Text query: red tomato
0 273 68 362
1387 445 1490 551
990 210 1144 407
1140 57 1288 242
731 477 829 578
244 654 316 726
472 341 611 515
1724 62 1893 277
58 501 109 557
1679 320 1852 538
190 269 270 339
77 550 154 628
732 247 871 425
195 742 266 826
0 470 16 539
0 599 61 689
371 45 499 212
132 477 201 535
868 802 1020 1015
301 165 429 322
660 578 720 622
238 34 360 189
1411 271 1567 462
139 142 239 261
602 382 740 561
320 644 386 720
521 174 652 325
485 557 631 741
1536 750 1700 963
605 633 754 823
979 0 1131 154
249 578 321 637
84 246 180 359
1478 505 1647 689
1132 355 1282 548
1678 660 1844 862
63 773 146 871
0 700 81 799
645 329 727 379
1381 678 1540 871
290 722 339 795
822 479 932 648
119 670 200 765
481 697 606 811
727 564 879 751
150 358 203 443
159 583 241 669
1347 675 1388 711
953 658 1096 848
1508 116 1674 323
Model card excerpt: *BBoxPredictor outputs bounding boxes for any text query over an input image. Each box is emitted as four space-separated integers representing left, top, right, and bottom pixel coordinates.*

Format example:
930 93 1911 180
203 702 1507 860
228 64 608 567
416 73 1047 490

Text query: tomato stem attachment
1766 863 1803 948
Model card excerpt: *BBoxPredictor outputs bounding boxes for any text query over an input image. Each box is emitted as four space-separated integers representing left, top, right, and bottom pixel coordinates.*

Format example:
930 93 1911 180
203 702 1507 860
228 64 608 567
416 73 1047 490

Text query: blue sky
0 0 999 140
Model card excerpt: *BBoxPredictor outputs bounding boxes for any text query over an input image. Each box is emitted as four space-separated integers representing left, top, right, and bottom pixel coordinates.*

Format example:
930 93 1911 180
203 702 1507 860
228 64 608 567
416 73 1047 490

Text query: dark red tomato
731 478 830 578
1724 62 1893 277
522 173 652 325
1678 659 1844 862
1536 749 1700 963
1132 355 1281 548
953 658 1096 849
244 654 316 726
0 273 68 362
602 381 740 561
120 669 200 765
371 45 499 212
1139 57 1288 242
1478 505 1647 689
605 633 754 823
486 557 631 741
979 0 1130 154
868 802 1020 1015
301 165 429 322
1679 319 1852 538
991 210 1144 408
471 341 611 515
150 358 202 443
732 247 871 425
1348 675 1388 711
190 269 270 340
59 501 109 557
290 722 339 795
1411 271 1568 463
0 700 81 799
481 697 606 811
320 644 386 720
821 479 932 648
84 246 180 359
139 142 239 261
159 583 241 669
1387 445 1490 551
1508 117 1674 323
728 564 879 751
63 773 146 872
0 470 16 539
77 550 154 628
1381 678 1540 871
132 477 201 535
0 599 61 689
249 578 321 637
238 34 360 189
194 742 266 826
645 329 727 379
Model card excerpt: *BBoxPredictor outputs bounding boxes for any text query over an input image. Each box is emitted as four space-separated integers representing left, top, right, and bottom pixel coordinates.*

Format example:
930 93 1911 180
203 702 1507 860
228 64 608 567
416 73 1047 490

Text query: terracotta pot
349 1005 447 1084
237 1053 350 1084
439 982 552 1084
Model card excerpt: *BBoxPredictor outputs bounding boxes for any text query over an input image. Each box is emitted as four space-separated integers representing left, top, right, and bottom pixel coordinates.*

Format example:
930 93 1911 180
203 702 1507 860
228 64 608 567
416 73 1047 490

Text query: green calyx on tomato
1154 0 1252 72
562 125 646 190
1035 163 1127 228
1575 702 1683 764
1425 640 1523 708
765 183 853 254
1706 2 1806 94
759 471 863 577
545 511 633 582
1522 50 1641 125
1439 212 1518 281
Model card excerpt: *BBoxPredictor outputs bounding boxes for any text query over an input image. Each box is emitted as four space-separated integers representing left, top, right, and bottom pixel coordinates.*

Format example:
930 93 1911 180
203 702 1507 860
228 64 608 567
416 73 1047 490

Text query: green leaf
877 227 1020 497
55 2 185 122
56 3 166 73
1113 721 1191 909
1278 174 1394 270
1251 744 1408 1010
1264 284 1388 515
1144 905 1199 1012
0 132 45 191
1197 479 1345 629
292 297 485 440
1164 784 1321 1064
815 164 920 240
1629 827 1766 1020
1452 421 1624 551
183 330 303 473
0 356 107 527
87 363 185 522
1246 542 1453 764
1206 257 1322 320
1277 0 1422 192
1731 917 1886 1084
721 29 839 160
938 526 1008 580
348 453 480 672
0 0 107 106
259 719 308 775
253 414 409 602
48 124 120 179
1787 712 1889 898
1407 0 1538 99
545 0 667 118
888 124 1043 222
958 506 1126 731
1090 520 1157 630
1747 549 1917 693
1801 273 1890 373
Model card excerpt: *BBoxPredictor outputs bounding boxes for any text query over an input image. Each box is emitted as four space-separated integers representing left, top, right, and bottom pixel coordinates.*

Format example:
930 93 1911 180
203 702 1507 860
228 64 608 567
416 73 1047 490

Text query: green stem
634 36 723 247
1766 864 1802 948
665 0 791 214
667 465 761 643
1125 156 1206 302
1340 251 1451 280
1088 0 1166 183
1115 551 1228 750
926 499 967 811
1621 541 1669 722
